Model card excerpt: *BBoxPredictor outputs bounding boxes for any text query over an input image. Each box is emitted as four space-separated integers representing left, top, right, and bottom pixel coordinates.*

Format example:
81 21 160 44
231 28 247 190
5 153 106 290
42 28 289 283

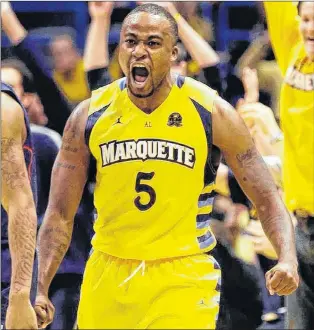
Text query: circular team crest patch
167 112 183 127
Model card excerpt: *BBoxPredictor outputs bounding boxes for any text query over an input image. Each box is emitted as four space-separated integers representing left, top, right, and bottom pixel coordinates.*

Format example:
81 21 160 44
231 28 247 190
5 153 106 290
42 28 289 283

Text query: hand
1 1 12 15
137 1 177 14
88 1 114 19
246 220 278 260
34 293 55 329
6 297 38 329
237 102 281 138
241 67 259 103
249 124 278 156
224 204 250 246
265 261 299 296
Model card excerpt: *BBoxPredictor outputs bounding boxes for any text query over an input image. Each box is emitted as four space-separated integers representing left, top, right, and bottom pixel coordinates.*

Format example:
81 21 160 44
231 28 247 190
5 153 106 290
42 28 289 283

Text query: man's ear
171 45 179 63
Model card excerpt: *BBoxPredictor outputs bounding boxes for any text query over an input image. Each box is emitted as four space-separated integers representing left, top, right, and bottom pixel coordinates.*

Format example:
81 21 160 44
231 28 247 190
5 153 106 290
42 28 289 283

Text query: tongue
135 75 147 83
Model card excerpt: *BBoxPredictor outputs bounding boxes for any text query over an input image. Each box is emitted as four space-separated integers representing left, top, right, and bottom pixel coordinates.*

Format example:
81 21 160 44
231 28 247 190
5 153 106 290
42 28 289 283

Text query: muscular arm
37 100 90 295
212 97 297 264
1 93 37 298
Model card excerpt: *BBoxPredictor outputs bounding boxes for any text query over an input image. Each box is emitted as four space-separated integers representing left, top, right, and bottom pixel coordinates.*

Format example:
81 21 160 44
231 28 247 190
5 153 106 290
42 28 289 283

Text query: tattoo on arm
9 206 37 293
236 147 278 197
37 101 90 293
37 205 74 294
60 109 81 153
1 138 27 189
55 162 76 170
39 226 71 262
235 147 295 260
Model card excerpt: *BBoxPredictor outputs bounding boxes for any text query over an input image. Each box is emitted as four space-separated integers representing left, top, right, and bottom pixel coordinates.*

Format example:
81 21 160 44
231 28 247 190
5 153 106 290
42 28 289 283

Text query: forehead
51 38 73 52
122 12 172 39
300 2 314 15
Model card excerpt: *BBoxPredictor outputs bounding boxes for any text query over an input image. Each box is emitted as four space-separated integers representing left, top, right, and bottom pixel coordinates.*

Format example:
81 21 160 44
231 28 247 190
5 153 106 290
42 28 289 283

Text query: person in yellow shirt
51 35 90 106
34 4 298 329
264 2 314 329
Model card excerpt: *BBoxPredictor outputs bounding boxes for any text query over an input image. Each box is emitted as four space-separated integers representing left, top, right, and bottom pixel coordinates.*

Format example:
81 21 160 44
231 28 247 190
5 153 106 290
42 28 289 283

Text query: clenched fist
34 293 55 329
266 261 299 296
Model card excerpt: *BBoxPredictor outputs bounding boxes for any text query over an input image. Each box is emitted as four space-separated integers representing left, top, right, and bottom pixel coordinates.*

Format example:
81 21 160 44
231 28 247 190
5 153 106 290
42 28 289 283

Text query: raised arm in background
84 1 114 90
263 2 301 74
84 1 114 71
34 100 90 329
212 96 299 296
237 67 283 160
152 2 220 68
1 2 71 135
235 32 270 77
1 92 38 329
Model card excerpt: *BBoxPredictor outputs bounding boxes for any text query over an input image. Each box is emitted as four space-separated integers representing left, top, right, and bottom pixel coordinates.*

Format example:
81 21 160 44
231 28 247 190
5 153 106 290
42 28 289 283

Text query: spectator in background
174 1 214 76
237 67 283 162
156 2 221 93
50 34 90 106
1 59 48 127
235 32 282 119
84 1 115 90
1 1 71 136
265 2 314 328
175 1 213 42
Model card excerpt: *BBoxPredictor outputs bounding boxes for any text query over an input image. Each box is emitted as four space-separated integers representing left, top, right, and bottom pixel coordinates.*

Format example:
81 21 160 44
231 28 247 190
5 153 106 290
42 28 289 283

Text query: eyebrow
148 35 163 41
124 33 164 41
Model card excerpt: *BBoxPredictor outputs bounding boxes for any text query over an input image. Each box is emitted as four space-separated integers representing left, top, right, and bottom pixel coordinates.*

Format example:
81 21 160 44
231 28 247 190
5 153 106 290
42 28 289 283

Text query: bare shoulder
1 92 24 124
1 92 25 141
62 99 90 139
212 96 253 151
212 96 237 120
183 77 217 112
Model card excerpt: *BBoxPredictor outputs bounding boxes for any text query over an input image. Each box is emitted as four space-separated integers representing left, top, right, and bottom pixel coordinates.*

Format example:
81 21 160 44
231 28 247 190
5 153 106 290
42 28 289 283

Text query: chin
129 88 154 98
128 80 154 98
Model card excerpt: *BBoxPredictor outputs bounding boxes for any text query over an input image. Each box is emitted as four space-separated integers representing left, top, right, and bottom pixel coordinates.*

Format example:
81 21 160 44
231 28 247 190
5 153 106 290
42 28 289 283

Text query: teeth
133 65 146 68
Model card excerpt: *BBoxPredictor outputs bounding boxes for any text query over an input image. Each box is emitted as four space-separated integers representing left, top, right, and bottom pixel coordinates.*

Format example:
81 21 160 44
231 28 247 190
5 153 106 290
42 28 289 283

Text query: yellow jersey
86 76 219 260
265 2 314 213
54 59 90 104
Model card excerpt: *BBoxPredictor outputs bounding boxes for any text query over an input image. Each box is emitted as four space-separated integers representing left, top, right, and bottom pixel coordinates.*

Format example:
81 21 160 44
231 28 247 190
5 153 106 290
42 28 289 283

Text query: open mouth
132 66 149 85
307 37 314 43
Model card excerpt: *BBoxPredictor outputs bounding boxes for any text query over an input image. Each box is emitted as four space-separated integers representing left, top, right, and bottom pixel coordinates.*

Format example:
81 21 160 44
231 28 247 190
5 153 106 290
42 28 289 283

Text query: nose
132 42 147 59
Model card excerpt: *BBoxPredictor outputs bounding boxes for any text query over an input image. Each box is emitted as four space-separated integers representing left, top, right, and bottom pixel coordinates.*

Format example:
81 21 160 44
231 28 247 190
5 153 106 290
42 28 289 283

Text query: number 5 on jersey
134 172 156 211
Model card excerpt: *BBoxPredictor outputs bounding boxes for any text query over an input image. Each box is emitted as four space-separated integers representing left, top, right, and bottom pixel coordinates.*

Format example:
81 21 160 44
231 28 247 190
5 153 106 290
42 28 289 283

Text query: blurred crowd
0 1 300 329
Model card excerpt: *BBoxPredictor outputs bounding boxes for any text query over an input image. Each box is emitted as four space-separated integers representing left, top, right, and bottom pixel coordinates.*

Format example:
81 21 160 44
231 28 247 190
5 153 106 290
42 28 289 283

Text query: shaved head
123 3 179 45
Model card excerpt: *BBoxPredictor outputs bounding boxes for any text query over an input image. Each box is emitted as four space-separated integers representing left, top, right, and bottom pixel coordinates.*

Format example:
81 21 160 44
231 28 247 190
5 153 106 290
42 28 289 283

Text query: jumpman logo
114 116 123 125
198 299 208 307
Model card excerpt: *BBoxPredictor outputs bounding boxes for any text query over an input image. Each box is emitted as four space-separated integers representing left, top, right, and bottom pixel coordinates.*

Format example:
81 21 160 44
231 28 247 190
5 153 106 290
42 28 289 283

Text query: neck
128 74 174 114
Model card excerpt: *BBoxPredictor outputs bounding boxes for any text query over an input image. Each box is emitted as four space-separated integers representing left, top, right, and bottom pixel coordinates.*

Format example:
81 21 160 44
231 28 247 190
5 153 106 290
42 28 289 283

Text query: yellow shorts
77 251 221 329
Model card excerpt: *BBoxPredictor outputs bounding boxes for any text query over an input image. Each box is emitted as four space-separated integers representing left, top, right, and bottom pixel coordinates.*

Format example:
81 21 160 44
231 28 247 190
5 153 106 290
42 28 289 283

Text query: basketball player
35 4 298 329
264 2 314 329
1 82 38 329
